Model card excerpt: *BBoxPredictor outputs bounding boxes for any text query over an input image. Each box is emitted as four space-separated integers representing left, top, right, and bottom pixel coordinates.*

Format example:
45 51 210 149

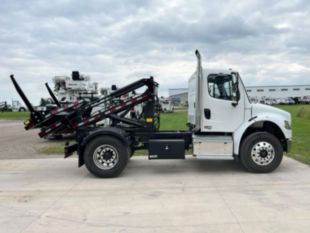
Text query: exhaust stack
194 50 203 131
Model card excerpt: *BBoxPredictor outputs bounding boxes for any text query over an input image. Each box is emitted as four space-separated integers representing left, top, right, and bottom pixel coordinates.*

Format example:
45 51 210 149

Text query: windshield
234 72 251 103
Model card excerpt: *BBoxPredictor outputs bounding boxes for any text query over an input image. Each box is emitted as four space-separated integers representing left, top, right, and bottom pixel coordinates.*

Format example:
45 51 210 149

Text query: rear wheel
240 132 283 173
84 136 129 178
126 147 134 160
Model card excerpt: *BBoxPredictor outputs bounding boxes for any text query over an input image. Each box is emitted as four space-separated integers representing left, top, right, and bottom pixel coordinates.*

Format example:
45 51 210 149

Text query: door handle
204 109 211 119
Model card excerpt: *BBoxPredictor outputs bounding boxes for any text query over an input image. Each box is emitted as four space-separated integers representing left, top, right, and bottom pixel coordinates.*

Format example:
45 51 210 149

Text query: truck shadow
187 159 244 173
127 158 245 176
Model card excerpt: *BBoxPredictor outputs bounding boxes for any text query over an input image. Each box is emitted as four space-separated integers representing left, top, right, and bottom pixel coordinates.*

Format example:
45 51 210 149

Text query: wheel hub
93 145 119 170
102 151 113 160
259 150 268 158
251 141 275 166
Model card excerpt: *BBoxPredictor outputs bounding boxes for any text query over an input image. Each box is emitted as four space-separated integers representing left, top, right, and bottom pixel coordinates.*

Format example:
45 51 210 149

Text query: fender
233 112 291 155
78 127 129 167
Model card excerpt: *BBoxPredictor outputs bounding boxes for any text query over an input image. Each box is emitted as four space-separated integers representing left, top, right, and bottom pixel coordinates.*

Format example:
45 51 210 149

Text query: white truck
0 100 26 112
300 96 310 104
70 50 292 177
53 71 99 103
187 51 291 172
12 50 292 177
159 97 174 112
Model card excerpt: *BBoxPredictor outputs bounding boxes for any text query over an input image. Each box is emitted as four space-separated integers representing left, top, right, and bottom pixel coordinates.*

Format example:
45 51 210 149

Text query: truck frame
11 50 292 178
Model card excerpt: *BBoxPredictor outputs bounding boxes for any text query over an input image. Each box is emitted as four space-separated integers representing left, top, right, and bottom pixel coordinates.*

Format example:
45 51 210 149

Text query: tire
83 136 129 178
240 132 283 173
127 147 134 159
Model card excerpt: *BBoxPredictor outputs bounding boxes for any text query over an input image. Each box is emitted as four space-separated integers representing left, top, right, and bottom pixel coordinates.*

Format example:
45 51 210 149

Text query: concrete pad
0 156 310 233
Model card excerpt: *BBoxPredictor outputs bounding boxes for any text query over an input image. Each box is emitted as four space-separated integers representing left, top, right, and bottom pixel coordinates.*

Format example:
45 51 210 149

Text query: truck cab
188 51 292 172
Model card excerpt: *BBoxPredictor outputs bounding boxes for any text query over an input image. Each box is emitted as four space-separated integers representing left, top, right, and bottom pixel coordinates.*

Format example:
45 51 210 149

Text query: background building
245 85 310 99
169 88 188 106
169 84 310 105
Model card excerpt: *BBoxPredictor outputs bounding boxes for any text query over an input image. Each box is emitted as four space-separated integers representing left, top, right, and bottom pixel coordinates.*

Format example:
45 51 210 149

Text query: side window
208 82 220 98
208 74 234 101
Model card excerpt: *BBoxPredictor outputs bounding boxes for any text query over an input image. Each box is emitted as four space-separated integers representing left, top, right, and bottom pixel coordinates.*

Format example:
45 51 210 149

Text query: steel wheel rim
251 141 275 166
93 144 119 170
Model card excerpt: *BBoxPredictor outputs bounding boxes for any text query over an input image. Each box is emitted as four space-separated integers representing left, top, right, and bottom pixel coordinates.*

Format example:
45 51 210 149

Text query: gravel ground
0 120 63 159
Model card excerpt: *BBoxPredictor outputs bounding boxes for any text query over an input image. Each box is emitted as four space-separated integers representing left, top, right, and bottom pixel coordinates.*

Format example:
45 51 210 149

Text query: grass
160 110 188 131
0 111 30 120
38 141 70 155
7 106 310 166
296 106 310 120
276 105 310 165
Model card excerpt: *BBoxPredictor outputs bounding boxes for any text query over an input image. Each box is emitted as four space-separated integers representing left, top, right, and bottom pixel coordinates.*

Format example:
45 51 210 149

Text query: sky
1 0 310 105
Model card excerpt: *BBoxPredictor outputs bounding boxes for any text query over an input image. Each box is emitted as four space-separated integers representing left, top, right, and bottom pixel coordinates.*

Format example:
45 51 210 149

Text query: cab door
200 73 245 132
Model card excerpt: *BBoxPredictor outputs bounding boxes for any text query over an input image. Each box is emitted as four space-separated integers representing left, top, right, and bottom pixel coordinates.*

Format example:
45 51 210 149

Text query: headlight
284 120 291 130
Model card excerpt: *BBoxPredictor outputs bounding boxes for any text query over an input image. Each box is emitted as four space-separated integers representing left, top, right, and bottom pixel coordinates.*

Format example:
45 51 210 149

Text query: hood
252 103 291 121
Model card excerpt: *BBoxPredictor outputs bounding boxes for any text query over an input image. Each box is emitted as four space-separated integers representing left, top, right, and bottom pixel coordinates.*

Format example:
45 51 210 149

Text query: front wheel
240 132 283 173
84 136 129 178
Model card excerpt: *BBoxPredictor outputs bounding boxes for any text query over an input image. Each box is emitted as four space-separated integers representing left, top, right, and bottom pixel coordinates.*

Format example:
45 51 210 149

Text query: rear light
24 119 33 130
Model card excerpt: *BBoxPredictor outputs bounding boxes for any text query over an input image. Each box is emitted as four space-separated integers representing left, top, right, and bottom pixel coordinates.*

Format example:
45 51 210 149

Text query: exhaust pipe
194 50 203 131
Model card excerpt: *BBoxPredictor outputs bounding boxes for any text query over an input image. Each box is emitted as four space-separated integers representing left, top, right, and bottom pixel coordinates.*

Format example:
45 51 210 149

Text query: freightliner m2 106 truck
11 50 292 177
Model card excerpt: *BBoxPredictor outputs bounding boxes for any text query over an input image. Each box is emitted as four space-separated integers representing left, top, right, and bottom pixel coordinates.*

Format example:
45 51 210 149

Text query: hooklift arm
10 75 35 112
11 75 159 137
38 78 157 137
45 83 61 107
10 75 44 129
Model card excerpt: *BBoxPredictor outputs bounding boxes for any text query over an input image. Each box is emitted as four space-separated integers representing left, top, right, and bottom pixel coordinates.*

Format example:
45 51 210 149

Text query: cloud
0 0 310 104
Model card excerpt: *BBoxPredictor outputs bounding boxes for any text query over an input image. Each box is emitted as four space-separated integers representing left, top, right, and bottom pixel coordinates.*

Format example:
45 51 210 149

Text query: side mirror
231 73 240 107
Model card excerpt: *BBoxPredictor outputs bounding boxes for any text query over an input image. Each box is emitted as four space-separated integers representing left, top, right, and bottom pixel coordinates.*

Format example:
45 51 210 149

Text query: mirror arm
232 101 238 107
